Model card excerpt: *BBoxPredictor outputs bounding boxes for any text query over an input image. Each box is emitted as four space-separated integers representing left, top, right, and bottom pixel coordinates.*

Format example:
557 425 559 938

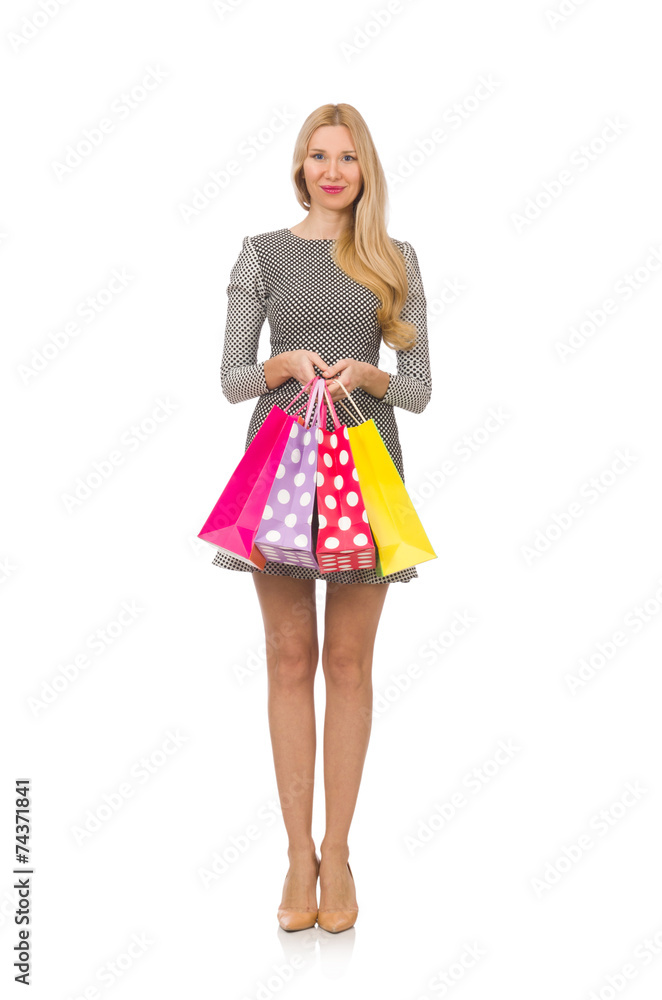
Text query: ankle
287 841 317 862
320 841 350 863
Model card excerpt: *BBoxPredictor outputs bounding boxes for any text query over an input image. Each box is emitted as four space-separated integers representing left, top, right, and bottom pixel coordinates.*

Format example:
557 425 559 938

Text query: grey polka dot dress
211 227 432 584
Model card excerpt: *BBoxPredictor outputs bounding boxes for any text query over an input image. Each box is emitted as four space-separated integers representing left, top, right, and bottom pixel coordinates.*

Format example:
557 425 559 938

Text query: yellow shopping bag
335 384 437 577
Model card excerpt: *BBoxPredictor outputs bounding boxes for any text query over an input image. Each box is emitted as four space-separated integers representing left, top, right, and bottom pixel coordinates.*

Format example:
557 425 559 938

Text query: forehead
308 124 355 149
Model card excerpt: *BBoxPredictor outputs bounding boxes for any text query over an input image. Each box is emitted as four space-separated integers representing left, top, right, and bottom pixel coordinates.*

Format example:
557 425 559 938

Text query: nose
324 161 342 181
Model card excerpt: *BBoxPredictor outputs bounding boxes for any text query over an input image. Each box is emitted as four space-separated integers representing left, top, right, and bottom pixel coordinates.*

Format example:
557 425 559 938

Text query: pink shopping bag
198 378 316 568
314 379 376 573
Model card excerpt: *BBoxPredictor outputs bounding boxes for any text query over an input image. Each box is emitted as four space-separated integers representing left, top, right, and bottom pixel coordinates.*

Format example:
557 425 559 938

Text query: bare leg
252 574 320 914
319 580 390 913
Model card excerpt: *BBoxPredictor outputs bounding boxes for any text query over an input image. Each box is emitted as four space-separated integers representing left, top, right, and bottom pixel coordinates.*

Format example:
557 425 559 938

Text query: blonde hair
291 103 417 351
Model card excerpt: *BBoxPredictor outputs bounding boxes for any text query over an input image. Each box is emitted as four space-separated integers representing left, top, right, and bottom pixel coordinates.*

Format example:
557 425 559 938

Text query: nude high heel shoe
277 854 320 931
317 861 359 933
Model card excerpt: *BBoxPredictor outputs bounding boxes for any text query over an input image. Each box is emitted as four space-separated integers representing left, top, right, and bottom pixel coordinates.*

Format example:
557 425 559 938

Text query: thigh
252 573 319 658
322 581 390 663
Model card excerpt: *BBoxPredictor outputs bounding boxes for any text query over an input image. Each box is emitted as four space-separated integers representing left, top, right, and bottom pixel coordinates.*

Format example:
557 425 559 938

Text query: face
300 125 363 210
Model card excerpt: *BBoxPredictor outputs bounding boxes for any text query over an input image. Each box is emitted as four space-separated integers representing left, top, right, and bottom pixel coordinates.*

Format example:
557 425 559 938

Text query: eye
311 153 324 160
342 155 356 161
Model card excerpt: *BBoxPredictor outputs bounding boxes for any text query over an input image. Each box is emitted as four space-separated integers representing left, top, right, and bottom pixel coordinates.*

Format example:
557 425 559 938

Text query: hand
283 350 329 393
319 358 373 402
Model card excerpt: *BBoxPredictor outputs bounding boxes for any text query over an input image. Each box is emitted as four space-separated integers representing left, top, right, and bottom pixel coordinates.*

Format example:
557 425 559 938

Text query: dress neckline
285 228 337 243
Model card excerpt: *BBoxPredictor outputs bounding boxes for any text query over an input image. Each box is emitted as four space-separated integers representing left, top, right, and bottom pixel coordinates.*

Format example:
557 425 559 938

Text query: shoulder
230 230 288 273
231 230 291 269
388 237 420 271
389 236 416 258
242 229 289 252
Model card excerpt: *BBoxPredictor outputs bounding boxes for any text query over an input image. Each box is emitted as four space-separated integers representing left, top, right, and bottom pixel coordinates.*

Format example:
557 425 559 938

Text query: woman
212 103 432 932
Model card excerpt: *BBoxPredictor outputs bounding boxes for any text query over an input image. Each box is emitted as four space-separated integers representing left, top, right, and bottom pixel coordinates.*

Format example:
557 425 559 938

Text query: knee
268 644 318 687
321 646 371 690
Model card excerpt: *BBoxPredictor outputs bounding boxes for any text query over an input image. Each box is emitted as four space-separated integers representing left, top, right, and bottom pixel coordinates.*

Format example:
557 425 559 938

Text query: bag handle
281 373 363 430
318 377 343 431
328 377 367 424
303 375 327 428
281 375 318 414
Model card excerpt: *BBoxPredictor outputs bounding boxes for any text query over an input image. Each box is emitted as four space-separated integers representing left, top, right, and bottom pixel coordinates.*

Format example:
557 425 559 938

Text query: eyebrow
310 148 357 153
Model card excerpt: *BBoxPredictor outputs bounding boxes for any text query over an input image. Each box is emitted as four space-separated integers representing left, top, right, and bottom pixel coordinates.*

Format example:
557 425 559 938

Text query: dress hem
210 553 418 584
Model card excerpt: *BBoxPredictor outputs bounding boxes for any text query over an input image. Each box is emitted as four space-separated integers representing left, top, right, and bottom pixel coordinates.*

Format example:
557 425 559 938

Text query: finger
321 358 346 377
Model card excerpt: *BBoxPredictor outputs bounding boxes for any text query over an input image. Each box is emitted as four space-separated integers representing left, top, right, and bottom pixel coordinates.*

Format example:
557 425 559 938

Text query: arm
379 241 432 414
220 235 270 404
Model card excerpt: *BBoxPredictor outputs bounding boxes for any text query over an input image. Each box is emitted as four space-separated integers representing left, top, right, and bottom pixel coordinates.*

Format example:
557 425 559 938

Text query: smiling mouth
321 186 345 192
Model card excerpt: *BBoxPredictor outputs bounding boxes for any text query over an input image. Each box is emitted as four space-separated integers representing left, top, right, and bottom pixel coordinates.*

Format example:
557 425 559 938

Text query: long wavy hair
291 104 417 351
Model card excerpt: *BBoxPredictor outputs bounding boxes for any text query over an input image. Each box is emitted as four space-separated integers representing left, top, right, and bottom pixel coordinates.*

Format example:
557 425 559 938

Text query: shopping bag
198 377 317 568
254 378 326 569
335 383 437 577
314 378 376 573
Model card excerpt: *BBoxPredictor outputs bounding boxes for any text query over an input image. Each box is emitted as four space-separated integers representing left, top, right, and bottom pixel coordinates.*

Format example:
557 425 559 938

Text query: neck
296 204 354 240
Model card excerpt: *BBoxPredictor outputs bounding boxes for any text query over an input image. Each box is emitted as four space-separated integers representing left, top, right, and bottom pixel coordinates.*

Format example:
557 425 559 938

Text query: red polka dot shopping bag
197 377 315 569
334 381 437 577
314 377 376 573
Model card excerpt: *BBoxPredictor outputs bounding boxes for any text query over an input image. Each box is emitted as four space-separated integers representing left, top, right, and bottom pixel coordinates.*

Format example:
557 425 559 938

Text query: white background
2 0 662 997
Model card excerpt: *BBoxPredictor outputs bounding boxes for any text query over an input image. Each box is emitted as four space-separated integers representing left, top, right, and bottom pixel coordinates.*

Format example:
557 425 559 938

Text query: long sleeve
220 235 270 404
380 241 432 414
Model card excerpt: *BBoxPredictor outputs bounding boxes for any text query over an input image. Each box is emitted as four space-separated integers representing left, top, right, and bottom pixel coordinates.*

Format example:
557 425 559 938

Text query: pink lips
321 186 344 193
